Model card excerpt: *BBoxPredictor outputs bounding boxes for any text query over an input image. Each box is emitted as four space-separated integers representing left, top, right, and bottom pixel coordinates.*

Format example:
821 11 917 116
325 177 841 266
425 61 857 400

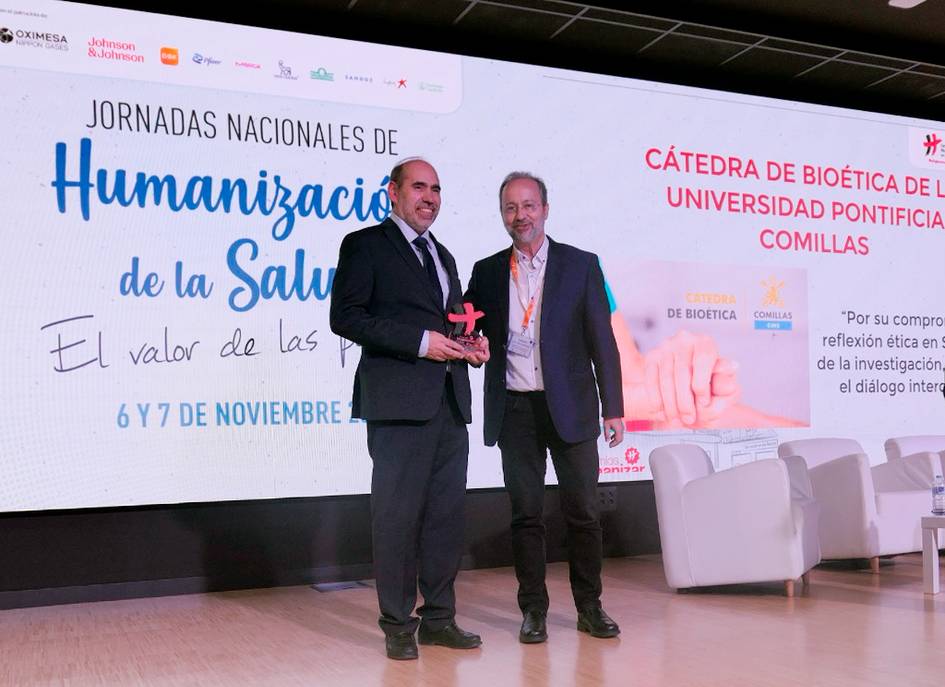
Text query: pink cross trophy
447 302 484 350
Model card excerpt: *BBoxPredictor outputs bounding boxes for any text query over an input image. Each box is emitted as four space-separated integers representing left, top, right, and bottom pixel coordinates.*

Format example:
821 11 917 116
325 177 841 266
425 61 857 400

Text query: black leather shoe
519 610 548 644
417 621 482 649
385 632 418 660
577 607 620 638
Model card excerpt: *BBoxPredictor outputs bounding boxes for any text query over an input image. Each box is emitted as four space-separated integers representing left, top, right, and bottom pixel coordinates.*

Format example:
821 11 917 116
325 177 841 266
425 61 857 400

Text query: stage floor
3 553 945 686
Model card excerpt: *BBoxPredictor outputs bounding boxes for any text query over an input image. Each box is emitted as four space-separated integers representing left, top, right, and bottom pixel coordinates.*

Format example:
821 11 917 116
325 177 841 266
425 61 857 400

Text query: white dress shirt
390 212 449 358
506 236 548 391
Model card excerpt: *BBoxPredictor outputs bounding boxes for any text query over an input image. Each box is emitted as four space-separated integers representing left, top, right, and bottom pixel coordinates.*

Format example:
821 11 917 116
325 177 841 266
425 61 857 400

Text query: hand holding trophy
448 302 489 365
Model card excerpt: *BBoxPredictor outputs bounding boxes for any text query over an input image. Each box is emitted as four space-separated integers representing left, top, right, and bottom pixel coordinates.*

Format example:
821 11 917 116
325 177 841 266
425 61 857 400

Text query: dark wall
0 483 659 609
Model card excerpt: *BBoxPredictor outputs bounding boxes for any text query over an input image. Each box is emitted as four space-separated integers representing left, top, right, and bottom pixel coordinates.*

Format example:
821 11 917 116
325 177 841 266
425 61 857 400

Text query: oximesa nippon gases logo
1 27 69 49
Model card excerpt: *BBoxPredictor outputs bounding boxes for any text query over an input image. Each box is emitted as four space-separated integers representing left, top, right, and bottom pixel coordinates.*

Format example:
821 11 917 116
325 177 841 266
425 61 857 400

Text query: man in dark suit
330 158 489 660
464 171 624 644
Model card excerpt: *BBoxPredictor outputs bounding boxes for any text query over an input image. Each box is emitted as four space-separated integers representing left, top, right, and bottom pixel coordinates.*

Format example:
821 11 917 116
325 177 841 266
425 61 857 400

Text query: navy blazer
464 237 623 445
330 218 471 423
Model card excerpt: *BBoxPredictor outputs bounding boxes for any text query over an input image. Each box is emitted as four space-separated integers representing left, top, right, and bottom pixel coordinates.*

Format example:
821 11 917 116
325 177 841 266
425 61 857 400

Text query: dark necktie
412 235 443 305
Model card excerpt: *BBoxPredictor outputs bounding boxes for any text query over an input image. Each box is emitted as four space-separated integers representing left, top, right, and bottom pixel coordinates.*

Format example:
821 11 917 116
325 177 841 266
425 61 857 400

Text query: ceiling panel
674 24 757 45
868 71 945 101
349 0 469 24
638 33 752 67
554 19 665 56
487 0 582 15
581 8 677 32
721 46 826 79
914 65 945 79
795 60 895 90
758 38 842 59
456 3 572 39
842 52 915 70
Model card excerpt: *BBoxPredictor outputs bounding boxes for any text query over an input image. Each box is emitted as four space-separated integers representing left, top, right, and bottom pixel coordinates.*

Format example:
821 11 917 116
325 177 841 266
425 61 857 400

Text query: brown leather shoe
385 632 418 660
577 607 620 638
417 621 482 649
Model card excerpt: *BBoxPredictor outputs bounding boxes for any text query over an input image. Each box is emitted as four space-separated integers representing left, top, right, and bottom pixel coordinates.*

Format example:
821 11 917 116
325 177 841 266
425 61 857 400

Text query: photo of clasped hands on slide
606 260 810 430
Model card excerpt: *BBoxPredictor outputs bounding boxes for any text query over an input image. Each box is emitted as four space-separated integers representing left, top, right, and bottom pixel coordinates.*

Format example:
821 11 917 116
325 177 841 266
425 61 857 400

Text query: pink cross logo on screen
925 133 942 156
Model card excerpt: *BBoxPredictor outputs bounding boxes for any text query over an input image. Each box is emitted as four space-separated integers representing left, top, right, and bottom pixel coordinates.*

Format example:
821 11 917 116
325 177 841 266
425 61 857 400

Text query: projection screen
2 0 944 511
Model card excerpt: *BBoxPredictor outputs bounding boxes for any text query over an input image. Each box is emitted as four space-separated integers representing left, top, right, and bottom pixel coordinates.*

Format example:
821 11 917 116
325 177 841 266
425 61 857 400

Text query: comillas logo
753 276 793 331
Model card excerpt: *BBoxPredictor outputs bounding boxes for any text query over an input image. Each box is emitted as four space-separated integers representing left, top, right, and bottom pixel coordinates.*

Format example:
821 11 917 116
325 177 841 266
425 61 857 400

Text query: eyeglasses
502 202 542 214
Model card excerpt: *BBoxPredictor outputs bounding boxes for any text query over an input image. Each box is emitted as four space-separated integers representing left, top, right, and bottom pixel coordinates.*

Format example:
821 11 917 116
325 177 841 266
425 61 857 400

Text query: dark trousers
498 391 603 614
366 377 469 636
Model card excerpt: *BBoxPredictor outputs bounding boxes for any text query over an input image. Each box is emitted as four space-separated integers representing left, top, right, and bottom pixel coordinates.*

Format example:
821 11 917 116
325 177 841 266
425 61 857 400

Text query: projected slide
1 1 944 510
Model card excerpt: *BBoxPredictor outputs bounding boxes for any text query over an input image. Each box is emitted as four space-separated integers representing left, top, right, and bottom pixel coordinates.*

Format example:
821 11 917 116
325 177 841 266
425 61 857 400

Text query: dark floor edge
0 563 377 610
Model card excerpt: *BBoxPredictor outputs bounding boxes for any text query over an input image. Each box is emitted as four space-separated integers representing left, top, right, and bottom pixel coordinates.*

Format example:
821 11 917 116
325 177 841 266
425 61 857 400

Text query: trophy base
453 334 482 351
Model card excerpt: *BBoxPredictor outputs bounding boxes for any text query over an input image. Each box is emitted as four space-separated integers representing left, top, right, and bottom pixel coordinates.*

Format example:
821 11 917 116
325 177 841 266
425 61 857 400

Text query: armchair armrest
807 452 878 559
781 455 813 501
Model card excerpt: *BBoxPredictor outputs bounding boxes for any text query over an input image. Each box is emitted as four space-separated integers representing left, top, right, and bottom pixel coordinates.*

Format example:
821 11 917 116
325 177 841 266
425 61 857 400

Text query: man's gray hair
499 171 548 206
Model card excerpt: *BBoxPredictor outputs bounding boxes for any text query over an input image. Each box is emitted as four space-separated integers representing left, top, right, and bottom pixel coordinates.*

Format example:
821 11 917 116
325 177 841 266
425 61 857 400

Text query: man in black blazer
330 158 489 660
464 171 624 644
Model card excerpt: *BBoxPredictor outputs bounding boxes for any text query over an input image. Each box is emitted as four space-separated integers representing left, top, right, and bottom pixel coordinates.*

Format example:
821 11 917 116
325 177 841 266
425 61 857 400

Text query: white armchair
884 436 945 484
885 435 945 462
650 443 820 596
778 437 940 571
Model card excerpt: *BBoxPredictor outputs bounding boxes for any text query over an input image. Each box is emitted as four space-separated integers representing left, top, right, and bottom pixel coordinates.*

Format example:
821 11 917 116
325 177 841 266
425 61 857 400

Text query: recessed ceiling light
888 0 928 8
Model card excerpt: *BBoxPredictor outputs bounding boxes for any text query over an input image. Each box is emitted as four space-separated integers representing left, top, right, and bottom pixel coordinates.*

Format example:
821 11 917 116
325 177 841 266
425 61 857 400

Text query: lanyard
509 250 547 333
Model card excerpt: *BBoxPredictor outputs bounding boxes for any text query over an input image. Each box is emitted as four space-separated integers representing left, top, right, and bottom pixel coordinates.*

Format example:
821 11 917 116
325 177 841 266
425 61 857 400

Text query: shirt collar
391 211 436 248
512 235 549 269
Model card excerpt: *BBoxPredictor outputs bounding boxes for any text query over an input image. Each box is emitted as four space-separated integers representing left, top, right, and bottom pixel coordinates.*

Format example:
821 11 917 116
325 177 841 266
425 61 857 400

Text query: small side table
921 515 945 594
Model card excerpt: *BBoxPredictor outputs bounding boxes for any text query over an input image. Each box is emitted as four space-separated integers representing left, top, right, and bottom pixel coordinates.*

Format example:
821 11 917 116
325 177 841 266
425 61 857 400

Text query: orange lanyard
509 251 545 333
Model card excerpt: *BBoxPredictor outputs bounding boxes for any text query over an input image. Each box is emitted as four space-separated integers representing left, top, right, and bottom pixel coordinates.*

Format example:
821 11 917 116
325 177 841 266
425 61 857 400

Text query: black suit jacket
330 218 472 423
464 237 623 445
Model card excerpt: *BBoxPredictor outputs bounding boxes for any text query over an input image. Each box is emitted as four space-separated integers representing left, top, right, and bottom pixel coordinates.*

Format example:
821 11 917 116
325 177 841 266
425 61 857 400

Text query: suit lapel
539 237 561 338
381 218 444 312
497 247 511 339
431 235 458 311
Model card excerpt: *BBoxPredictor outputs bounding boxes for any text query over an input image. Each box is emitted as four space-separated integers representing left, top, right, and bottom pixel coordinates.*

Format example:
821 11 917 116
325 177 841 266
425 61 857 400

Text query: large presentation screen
3 1 944 511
